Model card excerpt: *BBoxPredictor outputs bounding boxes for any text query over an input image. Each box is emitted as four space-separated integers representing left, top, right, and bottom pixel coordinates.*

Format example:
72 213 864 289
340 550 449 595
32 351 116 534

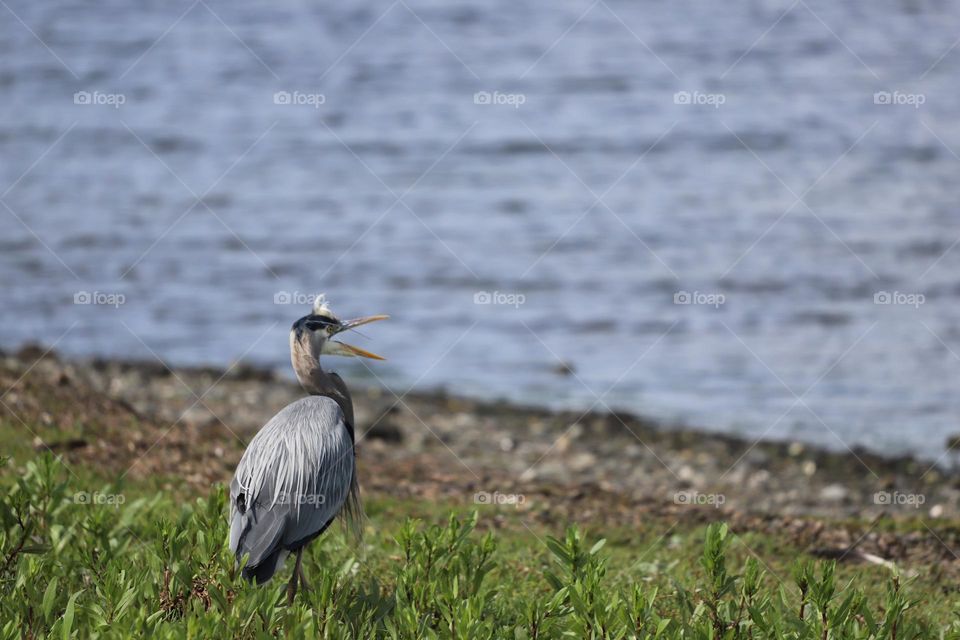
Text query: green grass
1 454 959 638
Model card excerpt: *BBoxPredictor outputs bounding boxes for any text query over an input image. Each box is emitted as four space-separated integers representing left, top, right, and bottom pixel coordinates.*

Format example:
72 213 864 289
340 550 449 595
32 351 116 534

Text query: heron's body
227 296 386 599
229 395 358 583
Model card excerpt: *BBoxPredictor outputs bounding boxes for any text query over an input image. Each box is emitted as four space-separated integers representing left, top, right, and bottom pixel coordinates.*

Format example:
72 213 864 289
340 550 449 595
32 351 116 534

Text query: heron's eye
305 319 336 332
304 315 340 335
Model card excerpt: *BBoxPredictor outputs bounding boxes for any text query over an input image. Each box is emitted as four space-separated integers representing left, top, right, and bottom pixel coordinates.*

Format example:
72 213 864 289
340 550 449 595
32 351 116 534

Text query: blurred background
1 0 959 459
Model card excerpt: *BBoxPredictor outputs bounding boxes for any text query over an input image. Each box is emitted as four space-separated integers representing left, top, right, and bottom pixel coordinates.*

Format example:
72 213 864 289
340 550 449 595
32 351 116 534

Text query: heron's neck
294 356 355 428
297 361 335 396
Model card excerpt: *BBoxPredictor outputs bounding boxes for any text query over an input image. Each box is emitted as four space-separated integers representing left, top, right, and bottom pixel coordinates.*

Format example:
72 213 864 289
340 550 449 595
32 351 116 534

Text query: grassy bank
1 454 957 638
3 351 960 636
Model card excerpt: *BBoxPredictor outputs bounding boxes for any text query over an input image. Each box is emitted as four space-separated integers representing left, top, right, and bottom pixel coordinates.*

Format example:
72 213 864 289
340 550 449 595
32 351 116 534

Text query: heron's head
289 295 388 369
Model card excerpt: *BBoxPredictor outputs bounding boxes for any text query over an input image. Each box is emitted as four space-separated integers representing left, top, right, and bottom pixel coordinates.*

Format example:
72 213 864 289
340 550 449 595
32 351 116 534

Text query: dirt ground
3 345 960 575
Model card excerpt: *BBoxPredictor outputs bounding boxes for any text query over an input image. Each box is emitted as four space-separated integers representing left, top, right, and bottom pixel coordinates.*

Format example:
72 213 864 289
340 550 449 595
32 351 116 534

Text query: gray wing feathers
231 501 286 569
229 396 357 581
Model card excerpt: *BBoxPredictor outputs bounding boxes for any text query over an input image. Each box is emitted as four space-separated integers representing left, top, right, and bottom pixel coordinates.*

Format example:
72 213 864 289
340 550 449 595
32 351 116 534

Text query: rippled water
3 0 960 459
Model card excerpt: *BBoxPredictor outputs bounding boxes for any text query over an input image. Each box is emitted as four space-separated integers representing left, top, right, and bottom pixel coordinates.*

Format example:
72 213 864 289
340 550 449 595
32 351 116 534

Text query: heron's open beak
337 314 390 332
323 314 389 360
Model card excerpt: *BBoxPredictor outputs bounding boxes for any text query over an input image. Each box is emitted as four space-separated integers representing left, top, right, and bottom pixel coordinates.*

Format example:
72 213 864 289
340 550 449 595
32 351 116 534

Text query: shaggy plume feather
312 294 337 320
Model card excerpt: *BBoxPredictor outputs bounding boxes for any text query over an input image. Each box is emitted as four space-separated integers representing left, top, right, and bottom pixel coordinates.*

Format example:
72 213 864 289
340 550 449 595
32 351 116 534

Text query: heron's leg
296 548 311 591
287 550 302 604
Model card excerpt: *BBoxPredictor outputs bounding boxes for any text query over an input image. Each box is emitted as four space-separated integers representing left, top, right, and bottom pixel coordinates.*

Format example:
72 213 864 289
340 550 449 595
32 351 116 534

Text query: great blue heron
228 295 387 602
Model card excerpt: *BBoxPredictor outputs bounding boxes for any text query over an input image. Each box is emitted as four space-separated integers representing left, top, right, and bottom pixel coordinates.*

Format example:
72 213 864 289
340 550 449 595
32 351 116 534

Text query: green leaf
208 584 229 613
656 618 671 636
43 578 59 622
115 586 137 622
20 545 51 554
544 537 569 562
62 590 83 640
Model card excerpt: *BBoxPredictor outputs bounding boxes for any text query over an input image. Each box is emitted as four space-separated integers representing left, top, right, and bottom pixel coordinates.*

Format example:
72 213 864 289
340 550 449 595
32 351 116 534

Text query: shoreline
8 341 946 470
3 343 957 521
30 346 947 472
79 351 952 480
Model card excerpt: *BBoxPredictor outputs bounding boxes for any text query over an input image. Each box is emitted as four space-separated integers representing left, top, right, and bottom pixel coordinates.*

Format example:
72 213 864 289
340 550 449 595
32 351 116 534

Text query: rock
802 460 817 476
677 465 705 487
624 444 643 458
16 343 55 362
364 420 403 443
535 461 566 480
551 361 576 376
819 484 848 502
41 438 88 452
747 470 770 488
568 452 596 472
181 406 216 427
742 448 769 467
228 362 275 382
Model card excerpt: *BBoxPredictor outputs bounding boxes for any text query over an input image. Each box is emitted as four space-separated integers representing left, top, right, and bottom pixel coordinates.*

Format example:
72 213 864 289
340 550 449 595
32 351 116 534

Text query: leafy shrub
0 455 954 638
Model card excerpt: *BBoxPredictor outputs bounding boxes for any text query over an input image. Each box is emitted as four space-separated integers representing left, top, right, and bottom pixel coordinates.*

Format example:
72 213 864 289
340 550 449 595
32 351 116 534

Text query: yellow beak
325 341 386 360
337 314 390 331
323 314 389 360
